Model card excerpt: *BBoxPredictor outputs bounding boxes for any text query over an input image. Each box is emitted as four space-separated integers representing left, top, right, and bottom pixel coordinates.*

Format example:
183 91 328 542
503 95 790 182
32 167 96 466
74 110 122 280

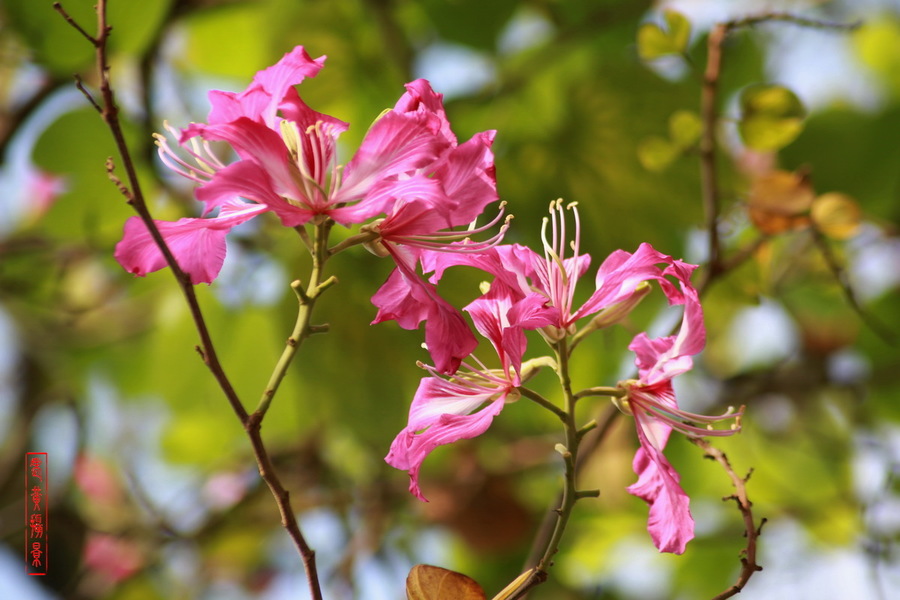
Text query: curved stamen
155 122 228 185
381 206 511 253
622 382 743 438
536 200 583 327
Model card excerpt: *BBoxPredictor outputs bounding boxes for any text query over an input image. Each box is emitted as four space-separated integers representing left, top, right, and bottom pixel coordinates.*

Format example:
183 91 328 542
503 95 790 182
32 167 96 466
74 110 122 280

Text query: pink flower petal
370 258 476 375
330 174 450 227
386 377 507 500
207 46 326 127
114 202 267 284
182 118 301 202
338 111 448 205
627 414 694 554
431 130 498 226
393 79 456 145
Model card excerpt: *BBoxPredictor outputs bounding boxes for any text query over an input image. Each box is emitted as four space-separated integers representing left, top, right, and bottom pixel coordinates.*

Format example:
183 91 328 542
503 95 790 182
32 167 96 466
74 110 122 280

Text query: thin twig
697 22 727 291
74 76 103 114
810 226 897 345
726 12 861 32
52 2 99 45
691 438 764 599
55 3 324 598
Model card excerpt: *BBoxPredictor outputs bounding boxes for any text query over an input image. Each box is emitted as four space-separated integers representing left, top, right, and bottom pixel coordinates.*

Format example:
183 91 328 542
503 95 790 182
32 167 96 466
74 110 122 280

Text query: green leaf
4 0 96 75
853 18 900 95
161 411 238 466
738 84 806 150
420 0 519 51
180 4 271 78
637 10 691 60
668 109 703 149
637 135 678 171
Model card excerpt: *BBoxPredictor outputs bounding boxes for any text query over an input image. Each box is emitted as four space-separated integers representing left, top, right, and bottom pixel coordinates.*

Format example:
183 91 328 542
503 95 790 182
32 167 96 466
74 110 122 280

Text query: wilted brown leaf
748 170 815 234
406 564 486 600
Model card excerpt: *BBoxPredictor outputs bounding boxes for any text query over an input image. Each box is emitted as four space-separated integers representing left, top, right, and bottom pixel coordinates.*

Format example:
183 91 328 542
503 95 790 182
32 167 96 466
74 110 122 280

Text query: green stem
507 339 592 600
254 219 336 418
535 338 580 570
328 228 380 255
519 387 567 421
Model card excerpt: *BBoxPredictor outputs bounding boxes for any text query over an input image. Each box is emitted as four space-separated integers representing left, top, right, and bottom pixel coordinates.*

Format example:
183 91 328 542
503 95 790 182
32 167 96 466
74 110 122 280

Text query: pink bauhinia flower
385 288 552 500
362 81 507 374
616 261 742 554
115 47 457 284
421 202 742 552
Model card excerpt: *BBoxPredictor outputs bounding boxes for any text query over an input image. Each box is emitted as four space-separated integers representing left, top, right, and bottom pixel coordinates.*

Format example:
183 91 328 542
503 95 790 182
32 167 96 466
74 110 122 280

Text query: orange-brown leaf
748 170 815 234
406 564 487 600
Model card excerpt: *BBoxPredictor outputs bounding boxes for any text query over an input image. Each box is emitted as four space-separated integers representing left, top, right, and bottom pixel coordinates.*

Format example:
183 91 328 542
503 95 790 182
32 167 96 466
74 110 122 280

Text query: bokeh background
1 0 899 598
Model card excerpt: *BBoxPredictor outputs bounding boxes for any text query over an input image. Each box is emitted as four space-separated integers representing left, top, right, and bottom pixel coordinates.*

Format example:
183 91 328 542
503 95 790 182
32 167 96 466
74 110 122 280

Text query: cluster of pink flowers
115 46 740 555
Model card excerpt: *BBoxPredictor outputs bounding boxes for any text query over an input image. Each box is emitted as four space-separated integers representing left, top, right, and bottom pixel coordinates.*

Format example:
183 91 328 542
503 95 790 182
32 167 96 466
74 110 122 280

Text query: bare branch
55 2 323 598
52 2 99 46
692 438 764 599
811 227 897 346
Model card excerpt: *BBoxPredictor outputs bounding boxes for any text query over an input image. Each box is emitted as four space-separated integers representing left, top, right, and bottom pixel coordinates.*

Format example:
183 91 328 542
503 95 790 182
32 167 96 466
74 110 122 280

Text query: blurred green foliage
1 1 899 599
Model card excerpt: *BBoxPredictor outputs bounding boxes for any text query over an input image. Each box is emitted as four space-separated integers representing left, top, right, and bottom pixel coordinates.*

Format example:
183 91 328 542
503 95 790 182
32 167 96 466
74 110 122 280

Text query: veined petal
114 202 268 284
371 266 429 330
208 46 326 127
337 111 448 205
627 415 694 554
198 161 315 226
330 174 451 227
386 377 507 500
194 160 282 215
182 118 302 202
406 376 502 431
423 243 539 297
253 46 326 126
628 261 705 385
206 87 270 127
393 79 456 145
371 256 477 374
431 130 498 225
577 243 673 319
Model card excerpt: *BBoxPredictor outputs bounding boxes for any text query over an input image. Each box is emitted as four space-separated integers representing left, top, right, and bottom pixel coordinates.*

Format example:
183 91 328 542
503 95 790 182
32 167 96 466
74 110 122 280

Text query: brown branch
697 22 727 291
726 13 861 32
51 2 99 45
695 12 860 295
691 438 764 599
55 3 323 598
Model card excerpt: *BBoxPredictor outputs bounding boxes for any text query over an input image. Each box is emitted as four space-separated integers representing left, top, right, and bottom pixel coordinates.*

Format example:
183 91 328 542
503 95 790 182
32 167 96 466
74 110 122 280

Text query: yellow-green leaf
637 136 678 171
853 18 900 94
811 192 862 240
664 10 691 51
738 84 806 150
407 565 486 600
668 109 703 149
637 10 691 60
